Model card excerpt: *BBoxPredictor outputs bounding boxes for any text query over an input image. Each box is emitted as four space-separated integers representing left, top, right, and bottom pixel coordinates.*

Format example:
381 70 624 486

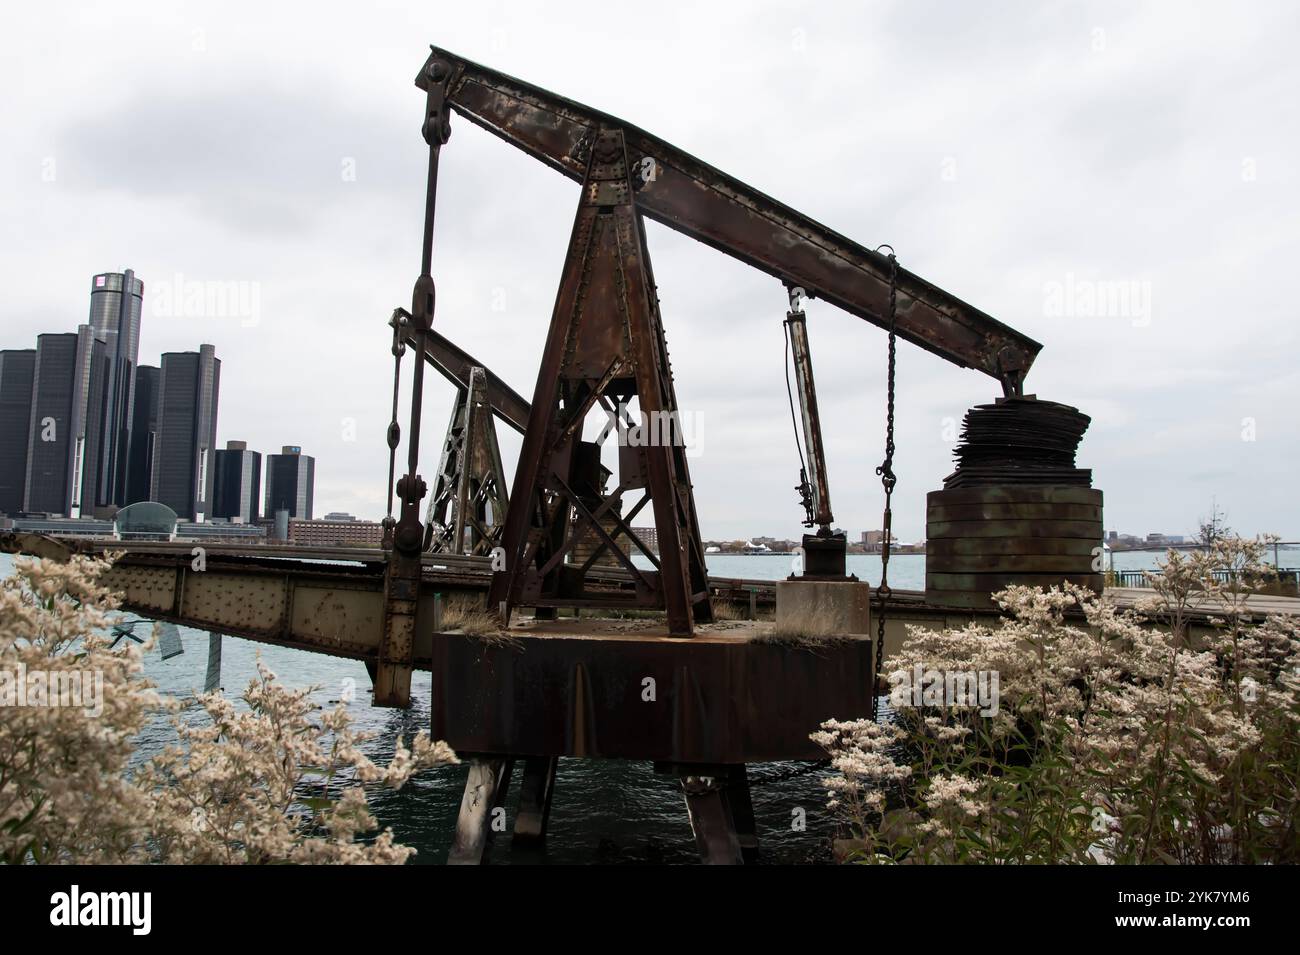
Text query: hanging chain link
872 248 899 719
382 309 411 548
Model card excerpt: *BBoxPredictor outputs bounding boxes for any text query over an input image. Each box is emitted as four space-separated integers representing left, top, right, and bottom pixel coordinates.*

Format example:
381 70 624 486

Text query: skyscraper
265 446 315 520
0 349 35 514
125 365 159 505
23 328 104 517
152 345 220 521
87 270 144 509
87 268 144 509
213 440 261 523
74 335 111 518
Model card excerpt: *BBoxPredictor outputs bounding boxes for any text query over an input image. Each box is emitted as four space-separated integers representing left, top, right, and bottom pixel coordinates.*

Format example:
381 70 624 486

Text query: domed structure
113 501 178 541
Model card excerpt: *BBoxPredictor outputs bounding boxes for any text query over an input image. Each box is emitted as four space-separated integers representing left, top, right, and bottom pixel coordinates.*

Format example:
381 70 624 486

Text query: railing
1109 568 1300 589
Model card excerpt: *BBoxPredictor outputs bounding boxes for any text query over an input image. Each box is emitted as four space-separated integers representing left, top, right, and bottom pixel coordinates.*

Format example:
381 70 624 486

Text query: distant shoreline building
0 349 35 514
288 516 382 548
23 328 102 517
265 446 315 521
631 525 660 557
86 270 143 509
152 345 220 521
213 439 261 524
125 365 159 505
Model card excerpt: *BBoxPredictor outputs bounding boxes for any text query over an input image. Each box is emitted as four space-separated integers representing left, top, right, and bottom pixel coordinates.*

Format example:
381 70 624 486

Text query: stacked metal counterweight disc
926 396 1103 609
943 396 1092 488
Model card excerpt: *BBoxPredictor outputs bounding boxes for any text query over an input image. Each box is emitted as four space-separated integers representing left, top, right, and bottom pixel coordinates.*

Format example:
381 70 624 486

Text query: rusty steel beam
414 327 531 434
416 47 1042 390
424 366 511 556
485 126 713 634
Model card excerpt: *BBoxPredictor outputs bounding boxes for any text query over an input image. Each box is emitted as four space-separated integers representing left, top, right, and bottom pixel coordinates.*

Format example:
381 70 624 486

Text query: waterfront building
125 365 159 505
86 270 144 508
0 349 35 514
631 525 660 557
75 335 111 518
212 439 262 524
152 345 220 520
23 328 103 517
288 516 383 548
265 446 315 520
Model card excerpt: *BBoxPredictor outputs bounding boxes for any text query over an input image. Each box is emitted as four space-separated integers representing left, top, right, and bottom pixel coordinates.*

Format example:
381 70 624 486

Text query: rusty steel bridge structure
2 47 1130 863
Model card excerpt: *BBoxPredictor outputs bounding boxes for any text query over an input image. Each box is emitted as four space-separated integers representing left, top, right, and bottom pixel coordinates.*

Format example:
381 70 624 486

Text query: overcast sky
2 1 1296 542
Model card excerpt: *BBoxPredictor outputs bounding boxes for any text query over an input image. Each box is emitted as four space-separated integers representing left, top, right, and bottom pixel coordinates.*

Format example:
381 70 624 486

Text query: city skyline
0 261 1278 543
2 5 1297 540
0 268 320 529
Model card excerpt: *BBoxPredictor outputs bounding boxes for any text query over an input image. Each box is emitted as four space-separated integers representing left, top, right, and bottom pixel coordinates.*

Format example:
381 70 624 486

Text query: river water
3 547 1292 864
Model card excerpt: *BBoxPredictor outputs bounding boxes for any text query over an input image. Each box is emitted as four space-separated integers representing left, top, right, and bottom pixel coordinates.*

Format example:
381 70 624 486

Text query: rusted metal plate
428 625 875 764
925 537 1099 558
926 572 1102 593
926 501 1102 523
927 486 1102 507
103 563 177 614
925 485 1103 609
929 554 1103 574
291 585 384 650
924 589 1020 610
927 518 1102 540
180 570 288 634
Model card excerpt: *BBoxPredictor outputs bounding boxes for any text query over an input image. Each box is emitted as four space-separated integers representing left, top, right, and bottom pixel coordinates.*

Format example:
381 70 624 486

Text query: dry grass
709 600 747 621
437 594 525 648
439 594 502 637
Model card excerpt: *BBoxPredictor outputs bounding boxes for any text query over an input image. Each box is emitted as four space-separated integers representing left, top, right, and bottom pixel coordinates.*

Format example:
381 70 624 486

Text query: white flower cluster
0 554 459 864
813 537 1300 864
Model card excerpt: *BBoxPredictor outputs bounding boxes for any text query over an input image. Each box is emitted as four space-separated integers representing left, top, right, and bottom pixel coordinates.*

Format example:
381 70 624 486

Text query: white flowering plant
813 537 1300 864
0 553 458 865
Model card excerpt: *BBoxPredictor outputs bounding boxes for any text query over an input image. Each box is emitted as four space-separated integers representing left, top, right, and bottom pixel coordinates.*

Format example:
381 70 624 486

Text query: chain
872 247 899 719
382 309 409 547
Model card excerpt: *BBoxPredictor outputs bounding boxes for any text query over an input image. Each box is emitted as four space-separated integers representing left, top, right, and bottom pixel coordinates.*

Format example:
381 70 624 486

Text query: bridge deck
5 532 1295 764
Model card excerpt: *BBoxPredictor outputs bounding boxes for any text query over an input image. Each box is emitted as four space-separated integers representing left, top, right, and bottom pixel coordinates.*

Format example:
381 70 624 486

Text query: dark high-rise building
87 270 144 509
152 345 220 521
213 440 261 523
125 365 159 505
0 349 36 514
23 328 102 516
74 336 111 518
265 445 315 520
